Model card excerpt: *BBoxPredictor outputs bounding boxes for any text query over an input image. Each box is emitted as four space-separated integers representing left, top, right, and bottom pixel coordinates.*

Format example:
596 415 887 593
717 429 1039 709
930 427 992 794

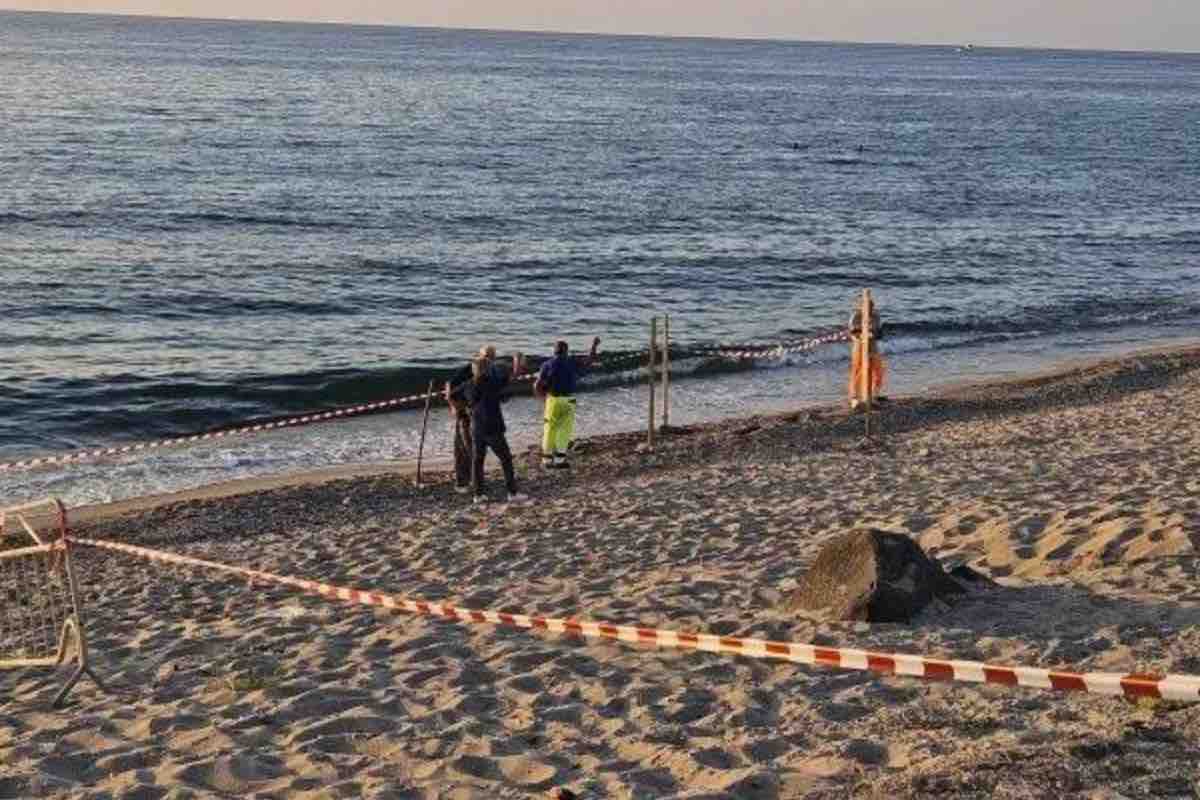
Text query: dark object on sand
949 563 991 584
787 529 970 622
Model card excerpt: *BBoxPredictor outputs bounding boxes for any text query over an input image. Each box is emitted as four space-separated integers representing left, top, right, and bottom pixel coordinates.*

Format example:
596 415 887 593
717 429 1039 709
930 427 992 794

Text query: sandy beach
4 345 1200 799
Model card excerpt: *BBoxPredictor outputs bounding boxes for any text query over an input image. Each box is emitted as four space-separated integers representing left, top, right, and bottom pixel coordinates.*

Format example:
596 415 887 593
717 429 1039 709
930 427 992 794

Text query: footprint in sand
497 755 559 789
173 753 287 794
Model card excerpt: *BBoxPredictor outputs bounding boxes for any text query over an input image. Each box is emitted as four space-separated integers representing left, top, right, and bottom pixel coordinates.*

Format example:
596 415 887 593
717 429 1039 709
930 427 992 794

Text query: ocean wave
889 296 1200 338
0 209 96 227
167 212 363 229
0 351 652 451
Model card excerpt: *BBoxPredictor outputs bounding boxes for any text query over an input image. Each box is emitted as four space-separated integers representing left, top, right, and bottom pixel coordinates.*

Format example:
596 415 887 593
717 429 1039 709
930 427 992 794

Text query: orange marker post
859 289 874 437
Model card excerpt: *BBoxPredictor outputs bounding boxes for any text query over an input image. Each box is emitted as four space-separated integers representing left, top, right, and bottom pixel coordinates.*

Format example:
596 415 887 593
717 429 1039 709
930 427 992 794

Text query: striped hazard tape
0 542 58 561
69 535 1200 704
696 331 850 361
0 391 437 473
0 355 647 474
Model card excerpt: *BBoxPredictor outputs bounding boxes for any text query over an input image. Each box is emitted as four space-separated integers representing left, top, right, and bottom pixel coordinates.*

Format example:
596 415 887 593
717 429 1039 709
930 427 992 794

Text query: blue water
2 11 1199 504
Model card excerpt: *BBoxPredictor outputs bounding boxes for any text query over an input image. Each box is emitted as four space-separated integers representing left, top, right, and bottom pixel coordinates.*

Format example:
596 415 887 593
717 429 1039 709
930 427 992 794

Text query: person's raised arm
579 336 601 368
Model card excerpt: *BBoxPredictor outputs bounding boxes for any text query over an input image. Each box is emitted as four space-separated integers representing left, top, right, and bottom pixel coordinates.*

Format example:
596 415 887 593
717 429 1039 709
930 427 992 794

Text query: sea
2 10 1199 507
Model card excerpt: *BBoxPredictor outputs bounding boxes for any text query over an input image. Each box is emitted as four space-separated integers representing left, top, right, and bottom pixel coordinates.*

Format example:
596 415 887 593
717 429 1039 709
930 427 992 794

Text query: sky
3 0 1199 53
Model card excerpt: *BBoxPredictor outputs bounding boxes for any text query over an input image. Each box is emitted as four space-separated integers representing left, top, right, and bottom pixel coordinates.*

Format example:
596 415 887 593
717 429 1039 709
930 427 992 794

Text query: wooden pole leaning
859 289 874 439
662 314 671 431
416 380 435 487
647 317 657 450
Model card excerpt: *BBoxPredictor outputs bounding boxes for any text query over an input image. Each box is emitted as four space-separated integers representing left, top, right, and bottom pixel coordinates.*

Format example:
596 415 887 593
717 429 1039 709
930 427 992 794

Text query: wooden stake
860 289 873 438
662 314 670 431
648 317 657 450
416 379 435 486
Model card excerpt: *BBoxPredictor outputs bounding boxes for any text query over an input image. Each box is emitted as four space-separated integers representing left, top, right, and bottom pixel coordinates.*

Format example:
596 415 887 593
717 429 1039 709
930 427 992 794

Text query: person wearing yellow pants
535 337 600 468
848 299 886 409
542 394 576 468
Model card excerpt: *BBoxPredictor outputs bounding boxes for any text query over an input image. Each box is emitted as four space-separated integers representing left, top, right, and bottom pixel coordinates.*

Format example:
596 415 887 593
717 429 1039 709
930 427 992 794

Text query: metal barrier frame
0 498 107 707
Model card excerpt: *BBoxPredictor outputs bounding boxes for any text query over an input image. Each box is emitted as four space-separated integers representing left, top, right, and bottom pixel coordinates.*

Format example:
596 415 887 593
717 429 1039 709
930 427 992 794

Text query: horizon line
3 7 1199 57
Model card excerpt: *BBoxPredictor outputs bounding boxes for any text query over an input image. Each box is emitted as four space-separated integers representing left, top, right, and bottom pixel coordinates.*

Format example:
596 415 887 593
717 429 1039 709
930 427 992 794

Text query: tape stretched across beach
692 330 850 361
0 392 437 473
69 535 1200 704
0 331 843 475
0 353 644 474
0 542 58 561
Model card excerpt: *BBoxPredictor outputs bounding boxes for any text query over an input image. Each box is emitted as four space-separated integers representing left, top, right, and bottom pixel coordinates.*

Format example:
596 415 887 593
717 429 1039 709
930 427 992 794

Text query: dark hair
554 340 569 356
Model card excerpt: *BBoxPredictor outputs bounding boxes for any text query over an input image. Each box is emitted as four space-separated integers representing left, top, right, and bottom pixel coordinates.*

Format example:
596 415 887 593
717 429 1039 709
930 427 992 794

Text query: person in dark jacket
444 345 494 494
463 350 527 504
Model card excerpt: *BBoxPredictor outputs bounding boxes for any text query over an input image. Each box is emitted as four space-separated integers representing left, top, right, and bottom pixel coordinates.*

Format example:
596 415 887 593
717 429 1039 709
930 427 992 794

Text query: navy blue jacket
463 366 511 435
537 355 580 396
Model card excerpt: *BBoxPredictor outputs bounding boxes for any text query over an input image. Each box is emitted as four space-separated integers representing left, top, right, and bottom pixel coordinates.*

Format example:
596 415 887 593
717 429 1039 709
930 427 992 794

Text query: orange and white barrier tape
697 331 850 361
0 333 847 475
0 391 438 473
0 355 649 474
69 535 1200 704
0 542 57 561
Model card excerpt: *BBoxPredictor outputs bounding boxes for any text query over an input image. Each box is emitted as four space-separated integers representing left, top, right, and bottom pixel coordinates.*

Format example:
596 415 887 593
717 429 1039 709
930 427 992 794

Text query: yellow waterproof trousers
542 395 577 457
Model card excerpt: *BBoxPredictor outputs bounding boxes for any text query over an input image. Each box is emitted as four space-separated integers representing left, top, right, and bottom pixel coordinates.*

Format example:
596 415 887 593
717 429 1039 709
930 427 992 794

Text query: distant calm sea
2 11 1199 504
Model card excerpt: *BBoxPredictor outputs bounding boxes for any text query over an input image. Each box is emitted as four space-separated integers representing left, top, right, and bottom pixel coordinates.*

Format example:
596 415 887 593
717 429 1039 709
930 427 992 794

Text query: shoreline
8 328 1200 512
66 337 1200 528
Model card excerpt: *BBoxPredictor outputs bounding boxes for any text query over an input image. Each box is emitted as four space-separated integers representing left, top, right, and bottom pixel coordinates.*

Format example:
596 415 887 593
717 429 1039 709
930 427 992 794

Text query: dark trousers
452 413 473 488
472 429 517 496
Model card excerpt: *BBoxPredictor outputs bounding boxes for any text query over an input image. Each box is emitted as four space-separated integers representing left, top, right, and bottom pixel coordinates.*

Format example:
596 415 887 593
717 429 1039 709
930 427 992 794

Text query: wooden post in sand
859 289 874 438
416 379 435 486
662 314 671 431
648 317 657 450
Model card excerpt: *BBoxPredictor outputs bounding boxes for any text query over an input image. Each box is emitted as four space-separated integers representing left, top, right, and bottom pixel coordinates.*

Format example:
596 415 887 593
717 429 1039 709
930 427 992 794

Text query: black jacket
463 366 511 435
